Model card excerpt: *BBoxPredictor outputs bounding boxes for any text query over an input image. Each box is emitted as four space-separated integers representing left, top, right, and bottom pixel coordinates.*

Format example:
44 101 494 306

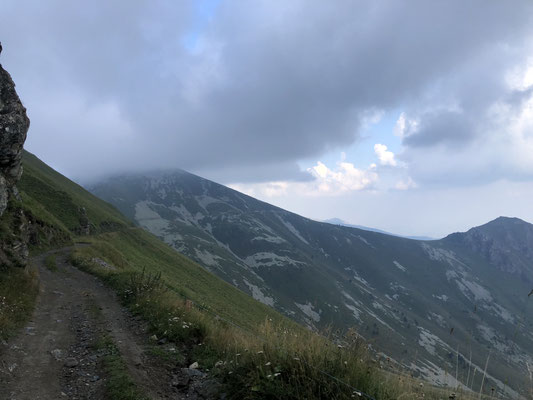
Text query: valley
93 170 533 396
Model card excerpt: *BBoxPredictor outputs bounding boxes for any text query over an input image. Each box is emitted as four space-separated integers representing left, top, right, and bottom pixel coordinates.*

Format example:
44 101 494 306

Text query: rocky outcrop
0 43 30 268
444 216 533 278
0 43 29 217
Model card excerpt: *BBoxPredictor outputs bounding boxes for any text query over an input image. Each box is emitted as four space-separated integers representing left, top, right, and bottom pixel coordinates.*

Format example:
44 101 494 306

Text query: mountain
92 169 533 397
5 151 365 398
444 216 533 278
3 54 494 399
14 152 287 329
324 218 436 240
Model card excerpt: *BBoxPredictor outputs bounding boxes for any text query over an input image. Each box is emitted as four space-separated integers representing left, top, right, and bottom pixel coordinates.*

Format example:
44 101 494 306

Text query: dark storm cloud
403 111 474 148
1 0 532 184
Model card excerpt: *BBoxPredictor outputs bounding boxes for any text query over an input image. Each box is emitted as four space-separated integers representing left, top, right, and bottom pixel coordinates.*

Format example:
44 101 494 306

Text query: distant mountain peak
444 216 533 277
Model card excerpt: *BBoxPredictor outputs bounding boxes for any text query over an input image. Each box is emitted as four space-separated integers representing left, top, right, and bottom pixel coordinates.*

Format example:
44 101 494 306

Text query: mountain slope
93 169 533 397
444 216 533 277
14 152 291 332
4 153 426 400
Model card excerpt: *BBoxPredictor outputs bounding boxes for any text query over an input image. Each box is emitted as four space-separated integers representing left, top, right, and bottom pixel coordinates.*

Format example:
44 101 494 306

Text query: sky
1 0 533 237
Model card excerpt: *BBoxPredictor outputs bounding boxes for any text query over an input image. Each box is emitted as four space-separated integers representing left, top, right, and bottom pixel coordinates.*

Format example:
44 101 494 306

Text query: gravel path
0 247 186 399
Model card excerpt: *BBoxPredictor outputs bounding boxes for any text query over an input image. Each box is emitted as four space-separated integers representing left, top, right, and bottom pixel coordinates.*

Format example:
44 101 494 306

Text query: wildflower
265 362 271 366
267 374 272 378
236 353 241 357
257 350 264 354
274 373 281 377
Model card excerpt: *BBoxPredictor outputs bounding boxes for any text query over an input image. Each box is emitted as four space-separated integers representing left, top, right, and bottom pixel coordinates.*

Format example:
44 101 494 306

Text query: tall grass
72 248 499 400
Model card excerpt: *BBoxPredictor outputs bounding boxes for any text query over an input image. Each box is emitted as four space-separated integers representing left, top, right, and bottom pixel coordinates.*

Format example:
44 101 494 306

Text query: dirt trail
0 247 180 399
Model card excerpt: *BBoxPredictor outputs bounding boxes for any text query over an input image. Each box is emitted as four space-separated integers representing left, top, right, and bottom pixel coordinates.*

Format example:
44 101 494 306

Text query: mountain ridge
443 216 533 278
92 167 533 396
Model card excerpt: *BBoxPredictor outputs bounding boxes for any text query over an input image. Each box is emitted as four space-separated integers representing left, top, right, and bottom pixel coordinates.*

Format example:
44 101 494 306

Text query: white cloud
505 57 533 91
228 159 379 199
394 112 419 138
374 144 397 167
307 161 378 194
395 177 417 191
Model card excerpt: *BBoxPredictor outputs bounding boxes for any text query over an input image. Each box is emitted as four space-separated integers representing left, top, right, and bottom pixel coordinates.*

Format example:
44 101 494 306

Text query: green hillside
1 151 427 399
20 151 130 235
15 150 288 330
92 169 533 398
1 151 515 399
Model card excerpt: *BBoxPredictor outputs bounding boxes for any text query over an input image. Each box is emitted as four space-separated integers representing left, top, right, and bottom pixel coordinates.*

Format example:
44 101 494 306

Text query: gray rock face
0 44 29 217
0 44 30 268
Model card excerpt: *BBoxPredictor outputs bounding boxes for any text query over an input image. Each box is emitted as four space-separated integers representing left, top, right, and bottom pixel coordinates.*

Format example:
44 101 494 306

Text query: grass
44 254 58 272
0 150 129 337
0 265 39 340
70 228 294 332
70 236 498 400
19 150 131 234
94 334 148 400
0 150 508 399
74 257 388 399
87 297 148 400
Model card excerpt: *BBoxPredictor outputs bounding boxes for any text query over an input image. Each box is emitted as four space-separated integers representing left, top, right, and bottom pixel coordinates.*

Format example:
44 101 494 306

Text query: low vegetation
0 152 502 399
94 334 148 400
0 265 39 340
44 254 58 271
70 232 496 399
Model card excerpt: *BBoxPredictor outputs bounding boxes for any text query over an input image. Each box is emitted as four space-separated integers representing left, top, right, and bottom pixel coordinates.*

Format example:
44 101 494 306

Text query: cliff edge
0 43 29 216
0 43 30 267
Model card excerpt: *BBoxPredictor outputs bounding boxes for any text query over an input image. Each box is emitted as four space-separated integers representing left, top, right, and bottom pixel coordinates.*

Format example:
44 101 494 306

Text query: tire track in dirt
0 247 180 399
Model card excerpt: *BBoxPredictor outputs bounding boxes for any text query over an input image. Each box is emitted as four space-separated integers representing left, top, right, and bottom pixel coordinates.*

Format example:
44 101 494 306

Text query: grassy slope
73 228 290 331
2 151 497 399
15 150 289 332
19 151 130 233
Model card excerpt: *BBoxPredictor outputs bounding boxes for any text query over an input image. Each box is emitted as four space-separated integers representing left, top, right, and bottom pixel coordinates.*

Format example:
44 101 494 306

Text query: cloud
307 161 378 194
374 144 397 166
1 0 533 187
229 158 378 198
395 177 417 191
394 112 419 139
400 82 533 186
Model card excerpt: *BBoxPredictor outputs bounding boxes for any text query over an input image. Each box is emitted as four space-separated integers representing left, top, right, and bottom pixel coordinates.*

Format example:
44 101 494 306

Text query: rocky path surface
0 247 214 400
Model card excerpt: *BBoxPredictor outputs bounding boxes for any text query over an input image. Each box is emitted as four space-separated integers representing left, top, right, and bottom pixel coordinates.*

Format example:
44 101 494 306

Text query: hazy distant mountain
324 218 436 240
91 170 533 397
